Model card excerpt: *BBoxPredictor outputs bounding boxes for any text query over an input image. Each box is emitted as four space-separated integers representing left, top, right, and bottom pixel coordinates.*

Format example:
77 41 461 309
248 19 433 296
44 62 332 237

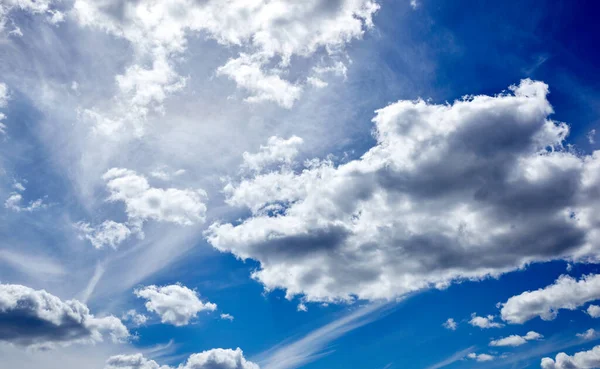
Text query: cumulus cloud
241 136 304 172
588 305 600 318
75 221 132 250
73 0 378 135
443 318 457 330
4 193 47 212
469 314 504 329
501 274 600 324
588 129 596 145
489 331 542 347
135 284 217 326
576 329 598 340
205 79 600 303
0 283 129 348
103 168 207 227
541 345 600 369
122 310 147 327
466 353 494 362
105 348 258 369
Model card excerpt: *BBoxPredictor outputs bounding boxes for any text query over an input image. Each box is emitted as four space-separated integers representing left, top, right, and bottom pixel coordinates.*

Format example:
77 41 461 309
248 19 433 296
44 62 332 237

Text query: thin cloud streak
257 302 395 369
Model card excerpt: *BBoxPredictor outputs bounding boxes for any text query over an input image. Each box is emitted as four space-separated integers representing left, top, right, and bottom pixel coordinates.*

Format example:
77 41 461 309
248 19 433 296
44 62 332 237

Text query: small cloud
297 303 308 312
588 129 596 144
443 318 457 330
220 313 234 321
576 328 598 340
587 305 600 318
469 313 504 329
410 0 419 9
490 331 543 347
466 353 495 362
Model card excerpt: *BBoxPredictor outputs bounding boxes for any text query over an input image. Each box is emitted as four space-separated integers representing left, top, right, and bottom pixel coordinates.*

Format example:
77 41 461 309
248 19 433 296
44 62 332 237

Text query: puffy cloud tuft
489 331 542 347
105 348 258 369
135 284 216 326
469 314 504 329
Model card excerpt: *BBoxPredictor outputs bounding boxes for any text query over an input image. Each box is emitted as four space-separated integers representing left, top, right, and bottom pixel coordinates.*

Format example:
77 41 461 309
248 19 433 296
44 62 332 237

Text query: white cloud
72 0 379 134
4 193 47 212
75 221 132 249
588 129 596 144
541 345 600 369
443 318 457 331
206 79 600 303
466 353 494 362
469 314 504 329
135 284 217 326
0 82 8 134
489 331 543 347
122 310 148 327
588 305 600 318
105 348 258 369
241 136 304 172
103 168 207 226
220 313 234 321
0 283 129 348
501 274 600 324
576 329 598 340
297 303 308 312
0 0 63 35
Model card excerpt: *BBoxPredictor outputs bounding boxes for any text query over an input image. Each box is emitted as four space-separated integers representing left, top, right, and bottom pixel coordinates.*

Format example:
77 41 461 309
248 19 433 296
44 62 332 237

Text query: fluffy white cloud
105 348 258 369
0 283 128 348
443 318 457 330
241 135 304 172
75 221 132 249
205 79 600 303
466 353 494 362
489 331 542 347
541 345 600 369
73 0 379 135
501 274 600 324
577 329 598 340
134 284 217 326
4 193 47 212
587 305 600 318
103 168 207 226
469 314 504 329
121 310 147 327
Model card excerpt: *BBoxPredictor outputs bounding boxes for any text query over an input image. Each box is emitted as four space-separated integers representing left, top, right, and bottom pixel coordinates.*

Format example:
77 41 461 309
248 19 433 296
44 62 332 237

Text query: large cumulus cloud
0 283 129 348
206 79 600 303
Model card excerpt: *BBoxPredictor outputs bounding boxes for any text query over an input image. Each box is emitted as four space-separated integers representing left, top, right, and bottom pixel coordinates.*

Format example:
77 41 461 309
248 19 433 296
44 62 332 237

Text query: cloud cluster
541 345 600 369
0 283 128 348
206 79 600 303
73 0 379 137
134 284 217 326
105 348 258 369
442 318 457 330
587 305 600 318
77 169 207 248
466 353 494 362
576 329 598 340
500 274 600 324
489 331 542 347
469 314 504 329
4 183 47 212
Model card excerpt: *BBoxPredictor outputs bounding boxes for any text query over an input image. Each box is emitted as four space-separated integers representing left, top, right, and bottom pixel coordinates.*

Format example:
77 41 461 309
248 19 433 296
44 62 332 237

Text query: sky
1 0 600 369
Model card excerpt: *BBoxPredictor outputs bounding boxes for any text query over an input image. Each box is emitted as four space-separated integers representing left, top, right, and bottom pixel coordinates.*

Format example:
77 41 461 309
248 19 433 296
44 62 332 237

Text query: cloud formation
469 314 504 329
0 283 128 348
105 348 258 369
442 318 457 330
135 284 217 326
466 353 494 362
489 331 542 347
501 274 600 324
206 79 600 303
541 345 600 369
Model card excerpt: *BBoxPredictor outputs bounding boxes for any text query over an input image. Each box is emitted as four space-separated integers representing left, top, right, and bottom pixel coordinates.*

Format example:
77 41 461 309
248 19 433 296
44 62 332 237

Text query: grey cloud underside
0 284 128 348
206 80 600 302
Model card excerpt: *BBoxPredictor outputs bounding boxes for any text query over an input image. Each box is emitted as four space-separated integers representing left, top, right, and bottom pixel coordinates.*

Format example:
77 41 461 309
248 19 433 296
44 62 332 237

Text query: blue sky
1 1 600 369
